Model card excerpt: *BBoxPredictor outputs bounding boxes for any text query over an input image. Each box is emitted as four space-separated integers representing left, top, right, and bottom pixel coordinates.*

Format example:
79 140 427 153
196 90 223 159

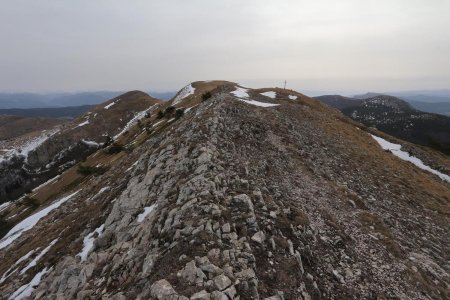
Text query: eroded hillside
0 91 162 204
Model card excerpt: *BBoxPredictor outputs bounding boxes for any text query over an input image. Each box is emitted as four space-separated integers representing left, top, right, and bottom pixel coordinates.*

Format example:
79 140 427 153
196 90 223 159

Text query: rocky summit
0 81 449 299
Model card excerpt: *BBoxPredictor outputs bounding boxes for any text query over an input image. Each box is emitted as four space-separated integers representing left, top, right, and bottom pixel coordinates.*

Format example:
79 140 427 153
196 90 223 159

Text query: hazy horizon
1 1 449 94
2 85 450 98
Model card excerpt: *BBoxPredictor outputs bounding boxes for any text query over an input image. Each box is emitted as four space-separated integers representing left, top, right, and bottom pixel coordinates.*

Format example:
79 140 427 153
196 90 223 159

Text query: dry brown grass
288 207 310 227
357 211 403 258
0 116 64 141
405 267 449 299
302 92 450 218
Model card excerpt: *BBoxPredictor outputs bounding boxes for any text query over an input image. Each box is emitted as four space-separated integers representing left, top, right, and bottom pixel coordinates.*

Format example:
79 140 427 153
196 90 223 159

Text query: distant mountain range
0 105 94 118
0 91 176 109
354 91 450 116
315 94 450 154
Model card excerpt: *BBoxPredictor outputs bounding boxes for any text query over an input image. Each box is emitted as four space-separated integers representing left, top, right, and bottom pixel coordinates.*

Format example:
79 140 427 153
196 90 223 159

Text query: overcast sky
1 0 449 94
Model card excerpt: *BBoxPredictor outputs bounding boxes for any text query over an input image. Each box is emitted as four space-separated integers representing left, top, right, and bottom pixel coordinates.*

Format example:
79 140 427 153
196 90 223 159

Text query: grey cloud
0 0 449 93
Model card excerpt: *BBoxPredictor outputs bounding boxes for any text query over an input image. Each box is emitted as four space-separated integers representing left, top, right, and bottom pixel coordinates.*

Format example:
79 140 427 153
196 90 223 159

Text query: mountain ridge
0 81 449 299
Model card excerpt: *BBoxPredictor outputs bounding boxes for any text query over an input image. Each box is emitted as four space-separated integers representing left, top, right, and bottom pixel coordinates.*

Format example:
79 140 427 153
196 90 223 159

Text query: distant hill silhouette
0 105 93 118
316 94 450 154
0 91 176 109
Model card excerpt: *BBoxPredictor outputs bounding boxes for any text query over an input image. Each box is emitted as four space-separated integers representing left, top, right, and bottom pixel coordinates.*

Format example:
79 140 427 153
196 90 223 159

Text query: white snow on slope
76 120 89 128
113 105 158 140
260 91 276 99
0 191 79 250
0 150 15 164
137 204 157 223
104 101 116 109
125 161 139 172
239 99 280 108
231 87 250 98
81 139 100 147
173 84 196 105
184 104 198 113
152 120 164 128
20 239 58 275
77 224 105 261
9 267 50 300
0 249 36 284
0 201 11 213
21 130 59 157
231 87 279 108
371 135 450 183
288 95 298 100
0 129 60 164
98 186 109 194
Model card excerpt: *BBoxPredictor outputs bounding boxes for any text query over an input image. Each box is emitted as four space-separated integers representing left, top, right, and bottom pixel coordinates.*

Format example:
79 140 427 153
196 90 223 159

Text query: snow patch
137 204 157 223
113 107 153 140
104 101 116 109
173 84 196 105
20 239 58 275
0 249 36 284
231 86 279 108
21 130 59 157
231 87 250 98
288 95 298 100
77 224 105 261
0 201 11 213
125 161 139 172
0 129 60 164
152 120 164 128
371 135 450 183
0 191 79 250
76 120 89 128
184 104 198 113
260 91 276 99
81 139 100 147
9 267 50 300
238 99 280 108
98 187 109 194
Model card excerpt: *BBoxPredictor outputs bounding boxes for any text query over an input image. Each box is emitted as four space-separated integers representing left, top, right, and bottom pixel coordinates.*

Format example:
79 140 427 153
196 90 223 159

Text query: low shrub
103 136 114 148
175 108 184 119
165 106 176 114
77 164 108 176
104 143 124 154
157 111 165 119
202 91 212 101
22 196 40 208
0 214 13 238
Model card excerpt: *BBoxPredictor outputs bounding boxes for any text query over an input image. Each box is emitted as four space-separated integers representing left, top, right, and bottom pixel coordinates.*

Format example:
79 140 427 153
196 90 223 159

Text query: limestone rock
210 291 229 300
251 231 266 244
213 274 232 291
190 290 211 300
150 279 177 300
